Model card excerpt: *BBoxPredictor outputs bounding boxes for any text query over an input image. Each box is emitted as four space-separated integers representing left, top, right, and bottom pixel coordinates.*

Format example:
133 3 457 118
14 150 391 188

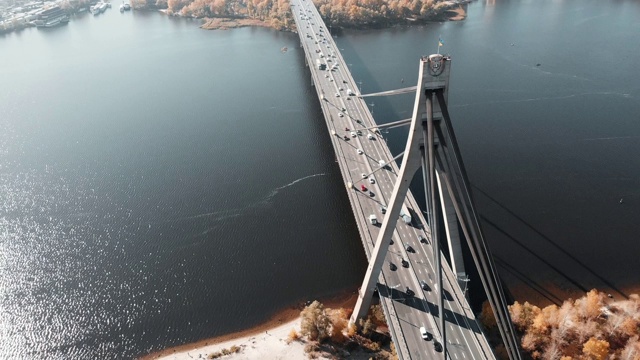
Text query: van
368 214 378 225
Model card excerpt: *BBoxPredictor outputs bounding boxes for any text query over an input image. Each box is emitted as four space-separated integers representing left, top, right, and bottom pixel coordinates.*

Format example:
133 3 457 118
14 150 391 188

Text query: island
129 0 468 31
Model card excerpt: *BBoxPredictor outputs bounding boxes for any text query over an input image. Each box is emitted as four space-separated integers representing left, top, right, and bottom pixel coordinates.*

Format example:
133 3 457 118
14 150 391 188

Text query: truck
316 59 326 70
400 204 412 224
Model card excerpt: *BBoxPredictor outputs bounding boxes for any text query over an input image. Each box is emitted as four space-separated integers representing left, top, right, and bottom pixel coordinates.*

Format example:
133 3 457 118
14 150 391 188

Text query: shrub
287 328 300 343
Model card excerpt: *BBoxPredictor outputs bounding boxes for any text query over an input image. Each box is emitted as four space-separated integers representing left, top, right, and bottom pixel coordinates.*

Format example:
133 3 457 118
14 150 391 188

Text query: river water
1 0 639 358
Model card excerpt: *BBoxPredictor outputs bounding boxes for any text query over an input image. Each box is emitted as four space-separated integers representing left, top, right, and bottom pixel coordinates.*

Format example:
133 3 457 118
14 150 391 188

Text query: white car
357 149 363 155
420 326 431 340
369 177 375 184
335 93 340 97
361 173 367 178
350 132 356 138
338 112 344 117
367 134 374 140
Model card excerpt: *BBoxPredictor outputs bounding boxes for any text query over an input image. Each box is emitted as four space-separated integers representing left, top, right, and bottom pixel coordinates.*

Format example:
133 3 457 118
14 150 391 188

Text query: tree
582 337 609 360
300 300 331 342
480 300 497 329
575 290 604 320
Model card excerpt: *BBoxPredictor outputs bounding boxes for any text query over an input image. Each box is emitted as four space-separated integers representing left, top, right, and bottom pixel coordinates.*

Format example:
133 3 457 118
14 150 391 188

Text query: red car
360 185 367 191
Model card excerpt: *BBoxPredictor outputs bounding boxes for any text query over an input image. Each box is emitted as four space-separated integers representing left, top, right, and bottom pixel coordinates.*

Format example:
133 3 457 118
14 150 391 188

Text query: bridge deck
290 2 495 359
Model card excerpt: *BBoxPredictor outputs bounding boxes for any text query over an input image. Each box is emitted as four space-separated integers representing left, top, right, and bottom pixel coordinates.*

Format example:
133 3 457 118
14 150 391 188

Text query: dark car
401 259 409 268
420 280 430 291
434 341 443 352
405 287 414 297
418 235 427 244
405 245 414 253
389 262 397 271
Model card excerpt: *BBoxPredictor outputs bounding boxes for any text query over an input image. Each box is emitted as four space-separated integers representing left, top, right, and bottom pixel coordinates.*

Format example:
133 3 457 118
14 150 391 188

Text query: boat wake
175 173 327 224
265 173 327 200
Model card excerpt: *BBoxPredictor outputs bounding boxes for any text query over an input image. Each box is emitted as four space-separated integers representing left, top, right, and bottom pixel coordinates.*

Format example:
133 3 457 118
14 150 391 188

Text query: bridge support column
351 54 522 360
436 172 467 288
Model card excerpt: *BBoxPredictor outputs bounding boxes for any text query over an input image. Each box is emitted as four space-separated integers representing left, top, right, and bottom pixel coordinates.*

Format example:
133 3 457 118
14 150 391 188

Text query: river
1 0 639 358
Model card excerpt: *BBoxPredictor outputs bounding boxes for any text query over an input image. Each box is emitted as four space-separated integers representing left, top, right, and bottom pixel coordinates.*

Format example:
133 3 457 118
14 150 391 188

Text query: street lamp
457 274 470 300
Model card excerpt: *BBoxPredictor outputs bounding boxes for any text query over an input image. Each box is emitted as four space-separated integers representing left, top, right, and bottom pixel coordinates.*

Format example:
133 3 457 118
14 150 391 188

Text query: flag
438 37 444 47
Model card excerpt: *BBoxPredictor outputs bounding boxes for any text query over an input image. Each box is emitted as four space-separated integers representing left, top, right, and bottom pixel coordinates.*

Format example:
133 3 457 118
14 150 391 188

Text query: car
405 287 414 297
330 78 334 82
360 185 367 191
419 235 427 244
356 130 362 136
327 58 332 62
343 135 349 140
420 280 430 291
361 173 367 179
405 245 414 253
335 93 340 97
380 206 387 214
345 127 350 131
343 79 347 83
367 134 374 140
369 191 374 197
401 259 409 268
369 177 375 184
338 87 343 91
434 342 443 353
338 112 344 117
350 132 356 138
341 107 346 111
356 119 362 124
389 262 397 271
357 148 363 155
390 239 394 245
325 74 329 78
420 327 432 340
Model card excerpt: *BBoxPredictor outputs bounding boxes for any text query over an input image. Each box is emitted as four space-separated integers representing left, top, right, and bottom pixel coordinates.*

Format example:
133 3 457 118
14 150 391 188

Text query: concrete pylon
350 54 450 325
350 54 522 360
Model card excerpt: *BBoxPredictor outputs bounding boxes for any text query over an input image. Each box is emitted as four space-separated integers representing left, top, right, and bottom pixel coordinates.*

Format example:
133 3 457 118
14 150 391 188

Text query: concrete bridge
290 1 521 359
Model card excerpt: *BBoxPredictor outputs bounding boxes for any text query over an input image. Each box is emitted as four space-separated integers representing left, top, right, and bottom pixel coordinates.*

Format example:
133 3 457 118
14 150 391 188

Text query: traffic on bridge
290 1 496 359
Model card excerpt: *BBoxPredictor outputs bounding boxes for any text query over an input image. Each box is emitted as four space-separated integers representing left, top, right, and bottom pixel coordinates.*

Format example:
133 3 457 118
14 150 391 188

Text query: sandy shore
141 292 358 360
200 17 271 30
447 6 467 21
153 318 306 360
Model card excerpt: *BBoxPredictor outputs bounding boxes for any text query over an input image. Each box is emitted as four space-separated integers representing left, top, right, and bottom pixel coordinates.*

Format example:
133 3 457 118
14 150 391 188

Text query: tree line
481 289 640 359
130 0 452 30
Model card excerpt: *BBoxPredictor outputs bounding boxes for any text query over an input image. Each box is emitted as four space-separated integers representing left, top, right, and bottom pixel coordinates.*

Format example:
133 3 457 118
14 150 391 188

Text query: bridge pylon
350 54 522 360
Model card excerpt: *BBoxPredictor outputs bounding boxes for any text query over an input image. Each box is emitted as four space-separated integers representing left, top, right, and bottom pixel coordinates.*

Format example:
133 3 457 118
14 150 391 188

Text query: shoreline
142 282 640 359
139 290 358 359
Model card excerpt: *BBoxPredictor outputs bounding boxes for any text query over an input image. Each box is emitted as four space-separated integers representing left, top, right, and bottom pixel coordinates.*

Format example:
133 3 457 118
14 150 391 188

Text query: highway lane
290 2 495 359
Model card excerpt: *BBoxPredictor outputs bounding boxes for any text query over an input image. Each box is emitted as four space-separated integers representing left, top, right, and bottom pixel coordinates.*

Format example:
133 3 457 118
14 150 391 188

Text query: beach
141 293 360 360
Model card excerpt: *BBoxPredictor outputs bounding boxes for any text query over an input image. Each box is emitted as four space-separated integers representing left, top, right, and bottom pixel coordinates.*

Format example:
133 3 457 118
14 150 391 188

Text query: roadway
290 1 496 359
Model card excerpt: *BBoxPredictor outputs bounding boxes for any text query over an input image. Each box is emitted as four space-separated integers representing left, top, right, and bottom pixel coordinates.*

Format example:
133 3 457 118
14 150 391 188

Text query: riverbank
140 291 359 359
200 17 271 30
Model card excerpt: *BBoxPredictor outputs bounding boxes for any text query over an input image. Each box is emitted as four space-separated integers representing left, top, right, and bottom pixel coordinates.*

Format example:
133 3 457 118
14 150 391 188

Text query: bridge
290 1 521 359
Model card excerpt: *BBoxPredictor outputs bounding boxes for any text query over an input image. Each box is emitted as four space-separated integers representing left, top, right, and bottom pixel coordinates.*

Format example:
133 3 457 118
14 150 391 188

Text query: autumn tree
300 300 331 342
582 337 609 360
479 300 497 329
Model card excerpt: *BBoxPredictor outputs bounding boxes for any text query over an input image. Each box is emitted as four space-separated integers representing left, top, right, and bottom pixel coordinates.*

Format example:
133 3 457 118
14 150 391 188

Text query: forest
481 290 640 359
129 0 454 30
